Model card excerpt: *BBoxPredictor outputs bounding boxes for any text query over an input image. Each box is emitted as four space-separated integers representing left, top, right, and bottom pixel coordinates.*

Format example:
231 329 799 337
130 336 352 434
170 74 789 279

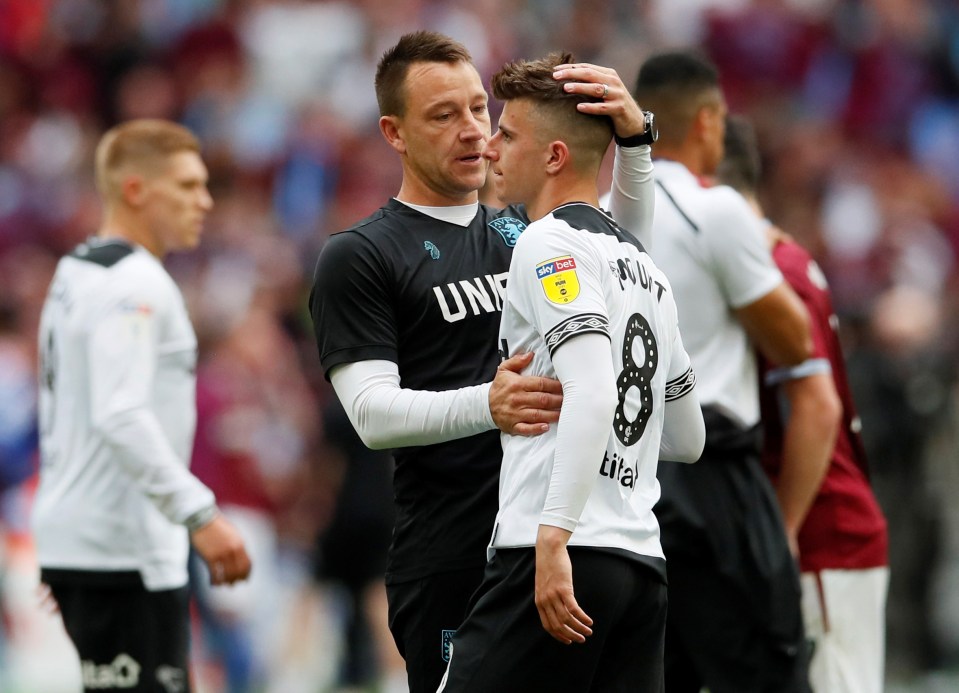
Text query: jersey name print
493 203 693 569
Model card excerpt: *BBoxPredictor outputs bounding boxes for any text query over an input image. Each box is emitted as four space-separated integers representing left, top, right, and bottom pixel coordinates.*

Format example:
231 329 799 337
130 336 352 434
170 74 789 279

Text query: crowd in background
1 0 959 691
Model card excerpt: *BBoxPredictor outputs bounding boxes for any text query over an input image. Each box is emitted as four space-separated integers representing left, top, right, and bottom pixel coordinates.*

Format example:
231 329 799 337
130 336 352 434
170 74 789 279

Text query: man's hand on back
490 352 563 435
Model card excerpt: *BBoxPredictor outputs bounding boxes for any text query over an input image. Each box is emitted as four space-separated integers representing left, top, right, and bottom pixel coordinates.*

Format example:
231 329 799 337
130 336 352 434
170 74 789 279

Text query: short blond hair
94 119 201 199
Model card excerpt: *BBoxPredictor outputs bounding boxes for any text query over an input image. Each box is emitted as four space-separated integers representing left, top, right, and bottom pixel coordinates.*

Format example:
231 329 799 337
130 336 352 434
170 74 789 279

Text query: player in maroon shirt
718 115 888 693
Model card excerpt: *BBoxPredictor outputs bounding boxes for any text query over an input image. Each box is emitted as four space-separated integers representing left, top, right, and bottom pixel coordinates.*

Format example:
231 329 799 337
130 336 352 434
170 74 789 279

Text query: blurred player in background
718 113 889 693
32 119 251 693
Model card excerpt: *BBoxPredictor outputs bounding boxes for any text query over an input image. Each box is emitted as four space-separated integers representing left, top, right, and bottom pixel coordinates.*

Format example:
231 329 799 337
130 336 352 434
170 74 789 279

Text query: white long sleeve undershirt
330 360 495 449
608 144 655 250
660 389 706 463
539 333 618 532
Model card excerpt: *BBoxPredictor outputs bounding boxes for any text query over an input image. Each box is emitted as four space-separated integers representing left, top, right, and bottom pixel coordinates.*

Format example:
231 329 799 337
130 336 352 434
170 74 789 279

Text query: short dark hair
491 51 612 170
375 31 473 117
633 51 721 147
717 114 762 196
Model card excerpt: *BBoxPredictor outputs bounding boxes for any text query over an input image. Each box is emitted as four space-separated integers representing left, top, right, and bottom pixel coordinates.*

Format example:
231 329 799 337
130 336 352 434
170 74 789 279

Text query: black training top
309 198 528 584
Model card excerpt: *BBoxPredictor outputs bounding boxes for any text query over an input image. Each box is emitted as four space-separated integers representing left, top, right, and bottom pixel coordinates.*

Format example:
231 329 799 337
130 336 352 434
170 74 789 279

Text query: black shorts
45 570 191 693
438 547 667 693
655 428 810 693
386 565 486 693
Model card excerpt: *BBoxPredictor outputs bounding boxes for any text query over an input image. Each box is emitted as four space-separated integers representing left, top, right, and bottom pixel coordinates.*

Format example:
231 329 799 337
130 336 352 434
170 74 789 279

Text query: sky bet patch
536 255 580 304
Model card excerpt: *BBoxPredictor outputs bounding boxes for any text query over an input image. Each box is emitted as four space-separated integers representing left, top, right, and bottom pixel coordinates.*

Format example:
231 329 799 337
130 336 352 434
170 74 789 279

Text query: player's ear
380 115 407 155
120 173 147 208
544 140 569 175
692 104 716 144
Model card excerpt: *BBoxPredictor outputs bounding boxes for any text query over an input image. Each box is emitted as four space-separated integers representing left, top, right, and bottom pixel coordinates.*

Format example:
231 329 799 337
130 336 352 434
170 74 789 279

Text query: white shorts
800 566 889 693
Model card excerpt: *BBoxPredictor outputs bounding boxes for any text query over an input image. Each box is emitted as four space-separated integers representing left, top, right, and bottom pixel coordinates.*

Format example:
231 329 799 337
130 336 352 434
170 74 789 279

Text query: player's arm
88 289 215 523
330 356 562 449
88 287 250 585
708 192 812 366
536 332 616 645
770 365 841 554
552 62 654 249
735 281 812 367
660 330 705 462
606 145 654 250
661 393 705 462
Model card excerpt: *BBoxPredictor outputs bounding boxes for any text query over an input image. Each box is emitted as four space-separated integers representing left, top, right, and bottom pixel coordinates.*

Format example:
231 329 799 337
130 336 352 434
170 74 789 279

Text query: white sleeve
539 332 617 532
88 291 215 525
608 145 655 250
707 187 783 309
330 360 495 449
661 383 705 463
660 313 705 463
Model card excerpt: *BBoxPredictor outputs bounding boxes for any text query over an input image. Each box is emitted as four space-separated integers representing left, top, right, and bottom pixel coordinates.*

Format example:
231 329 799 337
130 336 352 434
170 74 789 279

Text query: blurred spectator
0 301 37 499
845 284 957 678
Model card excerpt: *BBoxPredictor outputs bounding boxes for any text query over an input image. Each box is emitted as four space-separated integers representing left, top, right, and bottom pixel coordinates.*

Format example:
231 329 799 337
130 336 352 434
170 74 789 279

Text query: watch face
646 112 659 142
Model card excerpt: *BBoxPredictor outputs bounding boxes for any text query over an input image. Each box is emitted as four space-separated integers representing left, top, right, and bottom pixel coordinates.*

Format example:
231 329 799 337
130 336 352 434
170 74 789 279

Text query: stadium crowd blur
1 1 959 691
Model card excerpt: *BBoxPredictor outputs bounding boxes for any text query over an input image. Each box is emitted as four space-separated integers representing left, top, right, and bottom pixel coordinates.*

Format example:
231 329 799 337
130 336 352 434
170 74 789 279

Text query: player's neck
99 210 164 258
525 177 598 221
652 143 706 177
395 177 480 207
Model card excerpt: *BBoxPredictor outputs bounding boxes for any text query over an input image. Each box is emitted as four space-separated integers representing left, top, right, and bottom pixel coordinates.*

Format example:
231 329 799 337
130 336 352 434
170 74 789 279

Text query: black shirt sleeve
309 230 398 378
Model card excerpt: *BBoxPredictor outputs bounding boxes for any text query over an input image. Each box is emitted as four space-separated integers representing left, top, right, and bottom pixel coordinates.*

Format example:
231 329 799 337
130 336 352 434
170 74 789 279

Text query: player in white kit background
33 119 251 693
438 52 704 693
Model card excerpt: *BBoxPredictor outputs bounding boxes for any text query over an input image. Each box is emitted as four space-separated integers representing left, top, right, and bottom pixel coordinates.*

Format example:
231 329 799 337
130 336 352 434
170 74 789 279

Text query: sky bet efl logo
536 255 580 304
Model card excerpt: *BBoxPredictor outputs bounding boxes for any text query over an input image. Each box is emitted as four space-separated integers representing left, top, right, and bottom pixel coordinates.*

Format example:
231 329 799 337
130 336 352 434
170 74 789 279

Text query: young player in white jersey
33 120 251 693
438 52 705 693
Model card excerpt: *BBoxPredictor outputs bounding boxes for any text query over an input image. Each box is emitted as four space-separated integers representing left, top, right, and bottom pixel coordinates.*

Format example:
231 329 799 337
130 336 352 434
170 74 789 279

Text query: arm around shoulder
330 360 497 449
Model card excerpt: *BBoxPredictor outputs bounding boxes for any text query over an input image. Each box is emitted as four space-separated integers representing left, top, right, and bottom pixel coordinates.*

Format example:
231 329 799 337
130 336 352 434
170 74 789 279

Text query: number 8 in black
614 313 658 446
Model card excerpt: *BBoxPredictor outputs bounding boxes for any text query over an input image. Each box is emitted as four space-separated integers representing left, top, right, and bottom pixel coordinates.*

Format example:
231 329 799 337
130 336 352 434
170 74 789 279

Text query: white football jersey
33 239 214 590
492 203 695 561
650 160 783 428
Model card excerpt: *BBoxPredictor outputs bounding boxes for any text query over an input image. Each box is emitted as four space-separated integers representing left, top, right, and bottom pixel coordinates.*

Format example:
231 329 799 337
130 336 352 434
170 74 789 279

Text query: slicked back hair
375 30 473 117
717 114 762 197
633 51 722 149
491 51 613 171
95 119 200 200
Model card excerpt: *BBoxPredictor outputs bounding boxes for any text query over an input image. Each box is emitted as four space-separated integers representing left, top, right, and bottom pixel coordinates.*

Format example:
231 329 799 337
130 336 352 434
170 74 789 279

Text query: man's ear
692 105 715 144
380 115 407 155
120 174 147 208
544 140 570 175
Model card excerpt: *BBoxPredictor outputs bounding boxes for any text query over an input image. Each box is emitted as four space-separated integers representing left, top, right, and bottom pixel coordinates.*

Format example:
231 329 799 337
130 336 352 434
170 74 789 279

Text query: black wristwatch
614 111 658 147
